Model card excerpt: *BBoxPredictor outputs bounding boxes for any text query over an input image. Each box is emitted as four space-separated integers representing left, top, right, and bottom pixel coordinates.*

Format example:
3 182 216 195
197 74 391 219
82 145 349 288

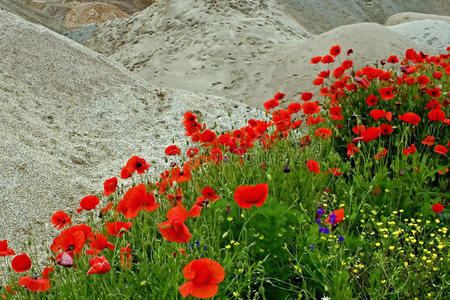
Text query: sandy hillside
0 9 262 265
85 0 432 108
385 12 450 25
64 2 130 29
276 0 450 34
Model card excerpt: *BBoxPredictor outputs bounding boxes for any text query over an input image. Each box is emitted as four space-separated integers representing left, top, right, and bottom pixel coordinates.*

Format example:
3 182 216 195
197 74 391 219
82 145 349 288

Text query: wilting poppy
56 251 74 267
179 258 225 299
0 240 15 256
159 206 191 243
324 208 344 224
87 256 111 275
366 94 378 106
422 136 435 146
432 203 444 214
76 195 100 213
234 184 269 209
315 128 332 139
327 168 343 176
306 160 320 173
51 210 71 230
362 127 381 142
117 184 160 218
18 277 50 292
165 145 182 156
105 221 132 237
120 243 132 269
434 145 448 155
103 177 118 196
11 253 32 273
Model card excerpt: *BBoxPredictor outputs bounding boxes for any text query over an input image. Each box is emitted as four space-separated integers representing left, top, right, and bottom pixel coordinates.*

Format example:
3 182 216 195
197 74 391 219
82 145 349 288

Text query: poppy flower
417 75 430 85
101 202 114 214
116 184 160 218
120 243 132 269
379 87 395 100
342 60 353 69
234 183 269 209
273 92 285 100
428 109 445 121
370 109 385 121
347 48 353 56
105 221 132 237
379 124 393 135
11 253 32 272
347 143 359 156
329 45 341 57
86 232 115 255
306 160 320 173
399 113 421 125
324 208 344 224
201 187 221 201
374 148 388 160
0 240 15 256
321 55 335 64
76 195 100 213
302 102 320 115
200 130 216 144
432 203 444 214
315 128 332 139
426 88 441 98
432 71 442 80
159 206 192 243
327 168 342 176
87 256 111 275
313 77 324 85
332 66 345 78
352 125 366 136
318 70 330 78
179 258 225 299
362 127 381 142
384 112 392 122
387 55 399 63
51 210 72 230
403 144 416 155
422 136 435 146
51 224 91 255
287 102 301 114
404 77 416 85
42 267 54 280
188 197 206 218
425 100 441 110
310 56 322 64
301 92 313 101
103 177 118 196
366 94 378 106
165 145 182 156
187 148 199 158
434 145 448 155
329 106 343 120
18 277 50 292
291 120 303 129
122 156 151 178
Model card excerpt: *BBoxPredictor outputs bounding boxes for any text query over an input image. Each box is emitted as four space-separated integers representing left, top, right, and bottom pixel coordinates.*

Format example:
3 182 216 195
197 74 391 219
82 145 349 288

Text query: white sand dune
385 12 450 26
0 9 261 265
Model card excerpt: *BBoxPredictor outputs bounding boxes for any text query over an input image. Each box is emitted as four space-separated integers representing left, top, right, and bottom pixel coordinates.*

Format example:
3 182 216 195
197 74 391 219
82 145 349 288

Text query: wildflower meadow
0 46 448 299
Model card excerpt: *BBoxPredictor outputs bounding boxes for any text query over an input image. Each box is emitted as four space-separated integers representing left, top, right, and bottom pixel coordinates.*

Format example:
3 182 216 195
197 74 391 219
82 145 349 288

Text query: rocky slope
0 9 261 265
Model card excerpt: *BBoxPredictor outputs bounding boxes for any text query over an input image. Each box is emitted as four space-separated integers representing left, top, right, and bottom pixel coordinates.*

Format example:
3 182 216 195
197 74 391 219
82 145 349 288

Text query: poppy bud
399 169 405 175
170 162 177 167
283 164 291 173
226 205 230 214
223 156 229 162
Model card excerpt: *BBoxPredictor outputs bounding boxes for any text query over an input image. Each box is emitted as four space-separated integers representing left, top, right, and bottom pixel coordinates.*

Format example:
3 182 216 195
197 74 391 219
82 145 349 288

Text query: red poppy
347 48 353 56
342 60 353 69
200 130 216 144
188 198 205 218
301 92 313 101
318 70 330 78
417 75 430 85
120 243 132 269
432 71 442 80
366 94 378 106
51 224 91 255
11 253 32 273
379 87 395 100
352 125 366 136
404 77 416 85
315 128 332 139
87 256 111 275
86 232 115 255
288 102 301 114
306 160 320 173
310 56 322 64
313 77 324 85
422 136 435 146
434 145 448 155
101 202 114 214
374 148 388 160
291 120 303 129
426 88 441 98
42 267 54 280
165 145 182 156
105 221 132 237
321 55 335 64
274 92 285 100
332 66 345 78
234 183 269 209
76 195 100 213
432 203 444 214
428 109 445 121
201 187 221 201
379 124 393 135
122 156 151 178
159 206 191 243
387 55 399 63
399 113 421 125
0 240 15 256
329 106 343 120
403 144 417 155
18 277 50 292
302 102 320 115
324 208 344 224
425 100 441 110
384 112 392 122
117 184 160 218
370 109 385 121
103 177 118 196
347 143 359 156
362 127 381 142
327 168 343 176
51 210 72 230
187 148 199 158
179 258 225 299
330 45 341 57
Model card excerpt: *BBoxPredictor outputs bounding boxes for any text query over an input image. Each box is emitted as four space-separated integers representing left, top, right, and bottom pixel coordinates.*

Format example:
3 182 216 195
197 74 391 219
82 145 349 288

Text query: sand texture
385 12 450 25
64 2 130 29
